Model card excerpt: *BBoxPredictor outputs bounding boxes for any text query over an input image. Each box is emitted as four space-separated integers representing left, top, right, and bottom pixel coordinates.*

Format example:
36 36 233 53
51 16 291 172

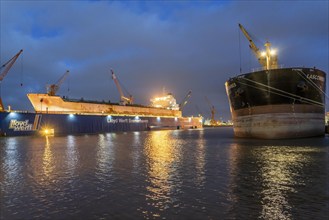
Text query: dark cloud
1 1 328 121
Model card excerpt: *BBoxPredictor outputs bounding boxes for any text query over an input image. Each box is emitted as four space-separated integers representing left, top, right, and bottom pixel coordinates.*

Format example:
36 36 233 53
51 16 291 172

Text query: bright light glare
42 128 54 136
8 112 17 117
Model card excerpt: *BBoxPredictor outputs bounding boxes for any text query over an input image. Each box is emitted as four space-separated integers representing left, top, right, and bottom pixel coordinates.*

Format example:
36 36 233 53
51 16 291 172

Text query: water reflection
22 137 56 187
194 129 206 187
42 136 54 180
1 128 327 219
259 147 299 219
228 142 328 219
143 130 182 218
1 138 21 187
131 131 142 173
95 133 115 181
66 135 78 176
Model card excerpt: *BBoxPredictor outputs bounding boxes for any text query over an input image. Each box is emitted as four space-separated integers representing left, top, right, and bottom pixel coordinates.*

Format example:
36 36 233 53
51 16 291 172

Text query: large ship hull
27 94 182 117
0 112 202 136
225 67 326 139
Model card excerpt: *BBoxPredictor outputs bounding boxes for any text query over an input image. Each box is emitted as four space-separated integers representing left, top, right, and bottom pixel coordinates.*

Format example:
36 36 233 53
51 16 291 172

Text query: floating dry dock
0 94 202 136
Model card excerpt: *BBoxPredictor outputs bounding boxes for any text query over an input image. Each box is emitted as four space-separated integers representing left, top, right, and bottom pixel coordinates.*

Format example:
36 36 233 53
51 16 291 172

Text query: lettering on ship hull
9 120 33 131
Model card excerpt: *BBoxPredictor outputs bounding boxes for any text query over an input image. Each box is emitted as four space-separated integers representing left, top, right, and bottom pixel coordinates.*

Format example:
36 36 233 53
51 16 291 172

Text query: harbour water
1 127 328 219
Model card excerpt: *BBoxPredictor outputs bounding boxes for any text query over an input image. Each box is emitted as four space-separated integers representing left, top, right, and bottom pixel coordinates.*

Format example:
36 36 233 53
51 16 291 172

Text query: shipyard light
174 117 178 121
68 114 76 121
41 127 54 136
135 116 140 120
270 49 277 55
261 51 266 57
157 116 161 121
8 112 17 118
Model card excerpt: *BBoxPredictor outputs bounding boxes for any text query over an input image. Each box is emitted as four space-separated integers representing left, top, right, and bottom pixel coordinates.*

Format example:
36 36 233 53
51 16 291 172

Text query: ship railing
33 110 182 118
251 64 284 72
4 110 32 113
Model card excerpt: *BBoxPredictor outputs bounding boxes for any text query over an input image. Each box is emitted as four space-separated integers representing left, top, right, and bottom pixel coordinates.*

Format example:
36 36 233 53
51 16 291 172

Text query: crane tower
0 49 23 111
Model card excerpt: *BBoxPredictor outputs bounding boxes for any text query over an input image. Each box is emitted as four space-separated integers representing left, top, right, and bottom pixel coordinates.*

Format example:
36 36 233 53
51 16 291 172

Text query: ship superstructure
150 93 180 110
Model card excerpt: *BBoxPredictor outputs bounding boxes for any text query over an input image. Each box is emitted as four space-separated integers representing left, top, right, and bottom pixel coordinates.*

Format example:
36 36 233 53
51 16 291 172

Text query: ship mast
239 24 278 70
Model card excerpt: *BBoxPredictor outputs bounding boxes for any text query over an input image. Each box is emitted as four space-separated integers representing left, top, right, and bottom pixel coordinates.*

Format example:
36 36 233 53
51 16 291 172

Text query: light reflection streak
143 130 181 218
42 136 54 180
66 135 78 175
2 138 20 185
194 130 206 187
96 134 114 178
227 143 239 207
131 131 142 172
228 143 318 219
258 147 307 219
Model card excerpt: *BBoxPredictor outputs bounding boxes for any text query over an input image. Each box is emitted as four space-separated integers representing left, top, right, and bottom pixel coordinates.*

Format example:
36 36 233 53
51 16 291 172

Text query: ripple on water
1 128 328 219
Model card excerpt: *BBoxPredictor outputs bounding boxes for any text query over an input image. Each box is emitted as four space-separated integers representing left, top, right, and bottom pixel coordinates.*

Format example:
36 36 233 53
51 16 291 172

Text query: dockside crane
0 49 23 111
47 70 70 96
239 23 278 70
111 69 133 105
205 96 217 125
179 90 192 110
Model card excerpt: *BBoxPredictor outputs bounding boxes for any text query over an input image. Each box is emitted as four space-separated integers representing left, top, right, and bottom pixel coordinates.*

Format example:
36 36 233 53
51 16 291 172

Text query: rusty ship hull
225 67 326 139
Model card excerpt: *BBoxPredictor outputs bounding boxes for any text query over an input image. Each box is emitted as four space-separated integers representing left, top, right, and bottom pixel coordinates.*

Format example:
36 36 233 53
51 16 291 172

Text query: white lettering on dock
9 120 33 131
107 118 148 124
129 119 149 123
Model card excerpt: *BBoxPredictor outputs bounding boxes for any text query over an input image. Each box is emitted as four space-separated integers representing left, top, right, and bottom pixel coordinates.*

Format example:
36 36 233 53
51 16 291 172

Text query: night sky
1 1 328 121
